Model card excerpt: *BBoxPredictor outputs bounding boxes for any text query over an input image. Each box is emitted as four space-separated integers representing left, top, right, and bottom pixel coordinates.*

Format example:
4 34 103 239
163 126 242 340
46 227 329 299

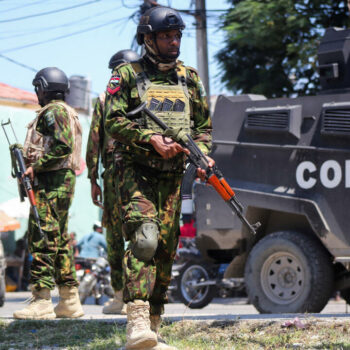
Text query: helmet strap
37 91 65 107
144 33 178 71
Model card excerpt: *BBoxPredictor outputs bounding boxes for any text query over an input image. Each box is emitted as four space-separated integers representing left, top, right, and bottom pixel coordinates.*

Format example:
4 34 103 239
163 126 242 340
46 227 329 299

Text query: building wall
0 104 100 241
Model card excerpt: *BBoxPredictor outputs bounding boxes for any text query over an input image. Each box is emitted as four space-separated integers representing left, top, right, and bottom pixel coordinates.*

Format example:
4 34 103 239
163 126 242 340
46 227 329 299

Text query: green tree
216 0 349 97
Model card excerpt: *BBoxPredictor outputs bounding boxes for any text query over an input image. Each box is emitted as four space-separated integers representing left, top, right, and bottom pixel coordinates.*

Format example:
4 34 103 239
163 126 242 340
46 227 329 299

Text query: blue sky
0 0 231 97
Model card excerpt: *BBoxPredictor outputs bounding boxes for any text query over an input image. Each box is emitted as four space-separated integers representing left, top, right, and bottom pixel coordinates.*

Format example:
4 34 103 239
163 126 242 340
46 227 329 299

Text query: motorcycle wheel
177 262 215 309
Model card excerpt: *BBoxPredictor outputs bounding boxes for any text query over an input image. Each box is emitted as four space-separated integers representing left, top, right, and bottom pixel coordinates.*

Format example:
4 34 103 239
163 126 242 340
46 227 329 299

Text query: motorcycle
77 251 114 305
170 238 245 308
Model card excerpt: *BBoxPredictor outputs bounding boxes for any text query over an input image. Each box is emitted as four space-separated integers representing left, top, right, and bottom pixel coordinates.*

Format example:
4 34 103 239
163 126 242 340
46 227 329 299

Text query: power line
0 53 37 72
0 0 100 24
0 5 122 40
1 0 49 14
1 17 129 54
121 0 139 9
0 54 100 96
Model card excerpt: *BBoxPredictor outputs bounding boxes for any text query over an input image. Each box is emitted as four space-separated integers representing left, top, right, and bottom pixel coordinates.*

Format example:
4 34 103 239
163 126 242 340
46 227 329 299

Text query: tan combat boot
102 290 127 314
150 315 178 350
125 300 158 349
54 285 84 318
13 287 56 320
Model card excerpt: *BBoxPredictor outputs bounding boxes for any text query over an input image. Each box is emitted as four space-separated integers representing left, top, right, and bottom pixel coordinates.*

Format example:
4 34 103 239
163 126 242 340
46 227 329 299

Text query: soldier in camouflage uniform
104 7 212 350
14 67 84 320
86 49 140 314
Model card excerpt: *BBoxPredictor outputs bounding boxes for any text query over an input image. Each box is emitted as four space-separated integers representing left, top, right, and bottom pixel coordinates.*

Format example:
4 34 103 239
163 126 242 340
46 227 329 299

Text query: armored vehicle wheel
244 231 334 313
177 262 215 309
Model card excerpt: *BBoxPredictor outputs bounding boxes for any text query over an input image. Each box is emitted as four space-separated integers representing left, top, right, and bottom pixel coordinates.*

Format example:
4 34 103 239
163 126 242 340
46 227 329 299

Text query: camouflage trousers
102 164 124 292
28 187 78 291
116 158 183 315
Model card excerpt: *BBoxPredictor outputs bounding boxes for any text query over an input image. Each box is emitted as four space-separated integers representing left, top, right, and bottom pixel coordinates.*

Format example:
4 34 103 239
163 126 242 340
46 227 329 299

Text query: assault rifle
127 102 261 235
1 119 46 242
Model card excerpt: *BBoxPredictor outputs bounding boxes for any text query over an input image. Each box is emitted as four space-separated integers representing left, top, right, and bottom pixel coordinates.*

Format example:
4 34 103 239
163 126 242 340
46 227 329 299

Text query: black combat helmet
32 67 70 93
137 6 185 45
108 50 141 70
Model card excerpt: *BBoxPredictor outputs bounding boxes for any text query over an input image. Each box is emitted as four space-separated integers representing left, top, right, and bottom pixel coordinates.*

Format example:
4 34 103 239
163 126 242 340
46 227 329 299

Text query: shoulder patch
45 110 56 127
107 74 121 95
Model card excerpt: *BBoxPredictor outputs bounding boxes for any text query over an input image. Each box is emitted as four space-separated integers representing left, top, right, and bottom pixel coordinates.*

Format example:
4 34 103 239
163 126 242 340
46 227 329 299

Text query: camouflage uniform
86 95 124 292
105 57 212 315
27 102 79 291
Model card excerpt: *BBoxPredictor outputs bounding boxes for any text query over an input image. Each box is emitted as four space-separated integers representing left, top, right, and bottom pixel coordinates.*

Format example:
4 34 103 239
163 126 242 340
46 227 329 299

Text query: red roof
0 82 38 105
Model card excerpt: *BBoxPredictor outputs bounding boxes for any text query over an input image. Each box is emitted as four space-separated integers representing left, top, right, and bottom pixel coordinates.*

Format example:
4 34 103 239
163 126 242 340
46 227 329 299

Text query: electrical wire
0 53 37 72
1 16 129 54
0 5 122 40
121 0 139 9
0 53 100 96
0 0 100 24
1 0 49 14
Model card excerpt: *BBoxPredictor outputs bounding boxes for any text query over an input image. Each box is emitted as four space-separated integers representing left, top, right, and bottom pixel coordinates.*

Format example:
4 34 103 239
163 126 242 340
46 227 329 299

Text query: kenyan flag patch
107 74 121 95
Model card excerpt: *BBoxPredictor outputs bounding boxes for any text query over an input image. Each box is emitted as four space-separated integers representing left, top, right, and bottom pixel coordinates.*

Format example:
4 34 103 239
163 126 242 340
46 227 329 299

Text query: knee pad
131 222 159 262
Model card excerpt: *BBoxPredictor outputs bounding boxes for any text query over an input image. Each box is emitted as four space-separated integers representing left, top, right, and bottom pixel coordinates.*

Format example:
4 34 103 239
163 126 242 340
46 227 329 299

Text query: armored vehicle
193 27 350 313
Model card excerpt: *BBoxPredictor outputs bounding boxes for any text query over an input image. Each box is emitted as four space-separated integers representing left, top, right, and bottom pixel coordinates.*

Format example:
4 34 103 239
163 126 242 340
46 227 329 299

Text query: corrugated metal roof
0 82 38 105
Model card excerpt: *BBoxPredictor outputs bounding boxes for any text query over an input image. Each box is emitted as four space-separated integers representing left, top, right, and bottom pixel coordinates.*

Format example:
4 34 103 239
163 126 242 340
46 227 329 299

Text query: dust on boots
102 290 126 315
54 285 84 318
13 287 56 320
125 300 157 349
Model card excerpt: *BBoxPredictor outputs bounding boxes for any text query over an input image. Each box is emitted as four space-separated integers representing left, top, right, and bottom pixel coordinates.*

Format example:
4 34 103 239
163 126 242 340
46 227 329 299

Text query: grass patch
0 318 350 349
0 319 125 349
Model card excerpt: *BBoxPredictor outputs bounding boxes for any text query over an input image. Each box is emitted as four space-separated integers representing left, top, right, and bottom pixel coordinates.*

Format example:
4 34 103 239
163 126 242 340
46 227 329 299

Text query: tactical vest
98 92 115 168
131 61 191 135
24 101 82 172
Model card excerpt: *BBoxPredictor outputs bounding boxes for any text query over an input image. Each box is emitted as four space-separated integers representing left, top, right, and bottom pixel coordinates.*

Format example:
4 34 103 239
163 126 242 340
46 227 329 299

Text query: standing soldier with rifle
13 67 84 320
86 49 140 315
104 7 212 350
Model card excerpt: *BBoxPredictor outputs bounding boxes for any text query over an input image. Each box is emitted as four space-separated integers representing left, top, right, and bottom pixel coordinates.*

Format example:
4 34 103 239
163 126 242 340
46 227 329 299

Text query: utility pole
195 0 210 103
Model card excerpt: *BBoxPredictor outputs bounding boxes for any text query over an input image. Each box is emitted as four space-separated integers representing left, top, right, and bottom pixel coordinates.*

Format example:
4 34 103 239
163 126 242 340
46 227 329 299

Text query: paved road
1 291 350 322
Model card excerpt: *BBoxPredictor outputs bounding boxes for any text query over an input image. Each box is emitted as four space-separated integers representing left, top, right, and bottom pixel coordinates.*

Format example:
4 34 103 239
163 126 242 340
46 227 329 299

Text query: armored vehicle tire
244 231 334 313
177 262 215 309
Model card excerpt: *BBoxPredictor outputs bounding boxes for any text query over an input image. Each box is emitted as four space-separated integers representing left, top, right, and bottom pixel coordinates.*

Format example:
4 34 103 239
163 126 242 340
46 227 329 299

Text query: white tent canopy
0 197 30 219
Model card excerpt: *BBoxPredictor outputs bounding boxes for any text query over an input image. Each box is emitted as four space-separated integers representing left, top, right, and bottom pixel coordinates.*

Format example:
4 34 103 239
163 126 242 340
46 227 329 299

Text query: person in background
179 214 196 249
68 232 79 257
76 222 107 259
179 214 196 239
86 49 141 315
